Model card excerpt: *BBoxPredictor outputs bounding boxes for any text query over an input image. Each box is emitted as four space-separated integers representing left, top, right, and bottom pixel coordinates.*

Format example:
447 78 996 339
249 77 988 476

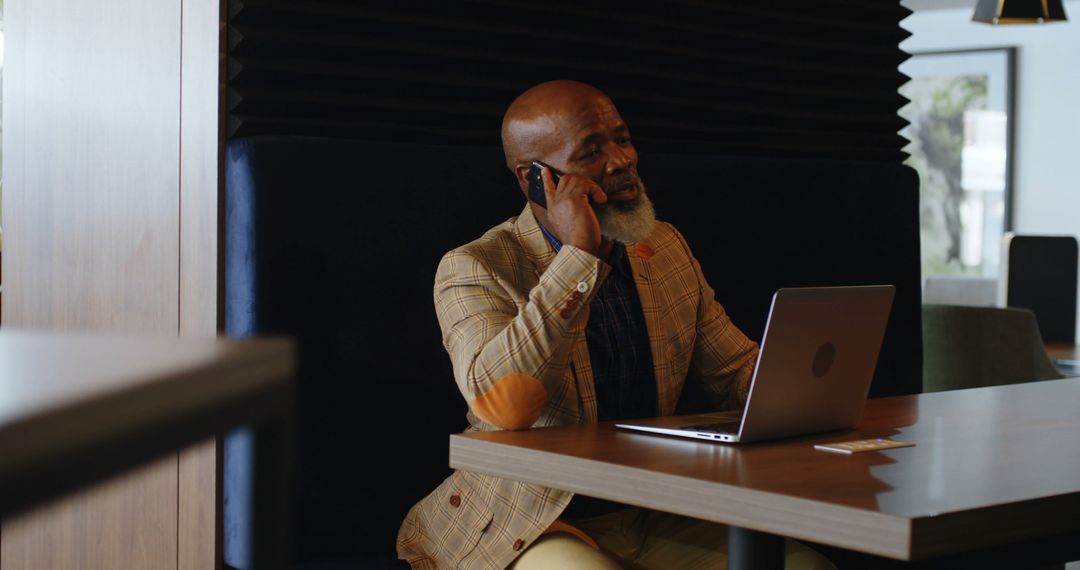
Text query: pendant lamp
973 0 1069 24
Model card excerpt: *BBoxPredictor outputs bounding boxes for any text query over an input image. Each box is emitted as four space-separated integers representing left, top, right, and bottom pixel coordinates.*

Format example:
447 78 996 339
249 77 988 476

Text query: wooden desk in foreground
0 330 294 569
451 379 1080 567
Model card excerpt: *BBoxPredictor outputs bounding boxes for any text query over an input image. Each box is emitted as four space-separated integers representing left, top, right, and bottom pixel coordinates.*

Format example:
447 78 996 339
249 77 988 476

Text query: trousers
508 508 835 570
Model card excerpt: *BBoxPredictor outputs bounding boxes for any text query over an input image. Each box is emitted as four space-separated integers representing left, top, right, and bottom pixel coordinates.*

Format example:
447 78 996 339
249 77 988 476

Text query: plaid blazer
398 206 758 569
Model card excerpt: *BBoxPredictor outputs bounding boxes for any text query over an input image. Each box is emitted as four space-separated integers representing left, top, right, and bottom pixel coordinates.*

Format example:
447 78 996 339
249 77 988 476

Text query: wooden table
1045 341 1080 362
451 379 1080 569
1046 342 1078 361
0 330 294 569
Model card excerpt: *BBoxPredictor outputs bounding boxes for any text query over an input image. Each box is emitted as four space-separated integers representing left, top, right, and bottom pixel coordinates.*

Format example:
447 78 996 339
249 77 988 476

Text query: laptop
616 285 895 443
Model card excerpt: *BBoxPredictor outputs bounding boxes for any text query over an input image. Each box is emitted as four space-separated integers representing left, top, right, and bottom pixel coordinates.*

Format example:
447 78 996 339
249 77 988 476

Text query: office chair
1000 234 1078 343
922 304 1064 392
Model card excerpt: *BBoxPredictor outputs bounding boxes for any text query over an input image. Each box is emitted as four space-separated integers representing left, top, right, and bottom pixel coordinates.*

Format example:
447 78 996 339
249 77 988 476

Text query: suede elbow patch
471 373 547 430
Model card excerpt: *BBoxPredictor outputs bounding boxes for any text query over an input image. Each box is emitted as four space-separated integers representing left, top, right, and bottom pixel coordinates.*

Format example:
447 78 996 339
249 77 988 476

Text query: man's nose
606 146 633 174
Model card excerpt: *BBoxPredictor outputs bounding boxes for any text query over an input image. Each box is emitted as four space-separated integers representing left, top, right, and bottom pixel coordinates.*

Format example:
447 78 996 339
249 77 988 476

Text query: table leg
250 413 293 570
728 526 784 570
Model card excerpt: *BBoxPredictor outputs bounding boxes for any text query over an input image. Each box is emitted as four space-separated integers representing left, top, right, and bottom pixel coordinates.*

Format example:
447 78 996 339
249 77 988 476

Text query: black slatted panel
228 0 912 161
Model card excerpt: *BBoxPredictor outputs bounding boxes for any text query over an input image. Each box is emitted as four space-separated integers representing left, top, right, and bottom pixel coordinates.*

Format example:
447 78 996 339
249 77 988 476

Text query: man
397 81 832 569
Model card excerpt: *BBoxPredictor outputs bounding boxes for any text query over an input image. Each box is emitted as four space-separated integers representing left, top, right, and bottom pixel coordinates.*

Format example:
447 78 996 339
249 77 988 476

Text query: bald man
397 81 833 569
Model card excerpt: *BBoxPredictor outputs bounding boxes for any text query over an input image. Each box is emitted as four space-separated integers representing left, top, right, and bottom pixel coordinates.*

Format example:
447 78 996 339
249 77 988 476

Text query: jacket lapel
626 237 677 416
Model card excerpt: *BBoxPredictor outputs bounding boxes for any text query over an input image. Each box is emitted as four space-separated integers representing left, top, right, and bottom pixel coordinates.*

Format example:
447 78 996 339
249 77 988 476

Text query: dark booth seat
223 136 922 569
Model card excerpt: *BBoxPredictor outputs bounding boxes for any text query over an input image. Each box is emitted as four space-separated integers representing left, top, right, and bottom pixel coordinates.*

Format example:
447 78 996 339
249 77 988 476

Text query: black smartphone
527 160 562 208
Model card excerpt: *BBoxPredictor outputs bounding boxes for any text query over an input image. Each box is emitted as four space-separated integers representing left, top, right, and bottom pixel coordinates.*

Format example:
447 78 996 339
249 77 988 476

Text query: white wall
902 3 1080 341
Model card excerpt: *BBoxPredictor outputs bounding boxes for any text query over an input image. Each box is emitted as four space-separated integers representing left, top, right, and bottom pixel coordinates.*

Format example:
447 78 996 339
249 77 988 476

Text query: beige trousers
509 508 835 570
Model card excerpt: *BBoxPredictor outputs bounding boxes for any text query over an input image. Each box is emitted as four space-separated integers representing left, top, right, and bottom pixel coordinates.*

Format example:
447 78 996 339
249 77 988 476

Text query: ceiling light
972 0 1068 24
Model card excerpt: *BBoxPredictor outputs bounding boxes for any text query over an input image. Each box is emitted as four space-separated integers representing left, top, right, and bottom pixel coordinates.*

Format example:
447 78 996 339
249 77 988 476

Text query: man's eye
617 137 632 145
580 148 601 159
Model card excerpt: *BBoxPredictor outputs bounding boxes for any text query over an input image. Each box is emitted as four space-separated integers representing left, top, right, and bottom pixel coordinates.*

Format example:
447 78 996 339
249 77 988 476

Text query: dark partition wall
228 0 912 162
224 3 920 566
225 139 922 567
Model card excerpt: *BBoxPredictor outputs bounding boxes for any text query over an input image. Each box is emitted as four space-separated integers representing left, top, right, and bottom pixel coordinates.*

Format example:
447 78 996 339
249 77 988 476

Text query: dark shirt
538 225 658 421
538 225 658 520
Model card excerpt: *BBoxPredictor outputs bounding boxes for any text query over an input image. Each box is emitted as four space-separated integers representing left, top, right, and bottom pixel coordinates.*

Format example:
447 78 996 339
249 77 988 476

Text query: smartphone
527 160 562 208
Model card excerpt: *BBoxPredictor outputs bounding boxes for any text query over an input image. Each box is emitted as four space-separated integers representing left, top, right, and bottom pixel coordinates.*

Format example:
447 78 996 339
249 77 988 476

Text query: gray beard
594 182 657 244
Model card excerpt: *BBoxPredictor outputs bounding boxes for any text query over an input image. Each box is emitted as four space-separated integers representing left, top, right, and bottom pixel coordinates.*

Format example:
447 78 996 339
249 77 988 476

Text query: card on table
813 438 915 454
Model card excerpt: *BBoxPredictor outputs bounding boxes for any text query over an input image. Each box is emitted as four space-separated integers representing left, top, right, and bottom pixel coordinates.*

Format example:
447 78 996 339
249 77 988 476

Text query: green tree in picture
901 75 988 275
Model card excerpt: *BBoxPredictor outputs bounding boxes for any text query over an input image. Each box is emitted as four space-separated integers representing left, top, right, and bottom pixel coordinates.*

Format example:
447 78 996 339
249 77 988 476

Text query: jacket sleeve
671 228 759 411
434 244 611 430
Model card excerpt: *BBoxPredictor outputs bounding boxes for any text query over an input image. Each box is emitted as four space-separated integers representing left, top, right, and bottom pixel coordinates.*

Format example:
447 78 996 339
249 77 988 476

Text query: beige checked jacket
397 206 758 569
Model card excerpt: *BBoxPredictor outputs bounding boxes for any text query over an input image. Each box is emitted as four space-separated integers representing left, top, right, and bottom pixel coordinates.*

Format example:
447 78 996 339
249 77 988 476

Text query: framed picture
899 47 1016 280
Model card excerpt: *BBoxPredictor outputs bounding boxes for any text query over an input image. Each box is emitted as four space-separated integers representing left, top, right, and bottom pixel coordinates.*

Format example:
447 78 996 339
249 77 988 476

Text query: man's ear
513 163 532 196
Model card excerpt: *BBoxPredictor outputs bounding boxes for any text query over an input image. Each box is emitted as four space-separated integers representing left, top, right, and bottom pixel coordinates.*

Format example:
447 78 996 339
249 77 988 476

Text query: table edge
449 433 914 560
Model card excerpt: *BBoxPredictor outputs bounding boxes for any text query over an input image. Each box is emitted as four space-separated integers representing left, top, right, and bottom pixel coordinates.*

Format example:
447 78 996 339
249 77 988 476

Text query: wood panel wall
0 0 223 568
179 0 227 568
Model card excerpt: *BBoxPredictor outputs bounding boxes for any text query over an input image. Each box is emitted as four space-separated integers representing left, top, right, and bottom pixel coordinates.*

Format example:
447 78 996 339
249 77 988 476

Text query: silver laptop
616 285 895 443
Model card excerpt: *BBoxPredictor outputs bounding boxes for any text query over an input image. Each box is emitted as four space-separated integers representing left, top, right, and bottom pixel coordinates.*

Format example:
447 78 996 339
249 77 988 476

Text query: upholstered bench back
223 136 921 566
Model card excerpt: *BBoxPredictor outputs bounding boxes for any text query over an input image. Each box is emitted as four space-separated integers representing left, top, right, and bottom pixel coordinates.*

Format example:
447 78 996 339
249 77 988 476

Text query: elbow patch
470 373 547 430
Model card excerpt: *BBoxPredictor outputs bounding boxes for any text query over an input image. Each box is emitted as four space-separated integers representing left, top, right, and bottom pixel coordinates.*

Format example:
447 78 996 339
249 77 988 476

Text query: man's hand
542 166 608 257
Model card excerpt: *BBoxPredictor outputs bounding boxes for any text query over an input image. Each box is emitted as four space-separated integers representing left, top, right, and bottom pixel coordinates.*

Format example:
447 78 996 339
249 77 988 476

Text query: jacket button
449 494 461 508
513 539 525 551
